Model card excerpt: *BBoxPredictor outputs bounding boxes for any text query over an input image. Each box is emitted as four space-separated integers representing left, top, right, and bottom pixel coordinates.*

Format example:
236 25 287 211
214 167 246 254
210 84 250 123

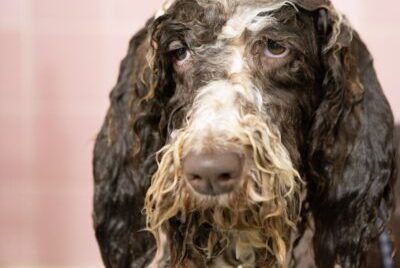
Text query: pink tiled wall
0 0 163 267
0 0 399 267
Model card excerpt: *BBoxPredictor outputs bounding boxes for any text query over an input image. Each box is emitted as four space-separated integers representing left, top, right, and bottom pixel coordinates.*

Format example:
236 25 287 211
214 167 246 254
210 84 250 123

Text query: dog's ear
298 3 397 267
93 18 174 266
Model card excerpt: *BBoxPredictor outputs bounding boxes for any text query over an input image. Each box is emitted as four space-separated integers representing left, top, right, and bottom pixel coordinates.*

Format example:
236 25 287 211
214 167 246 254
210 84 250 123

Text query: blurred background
0 0 399 267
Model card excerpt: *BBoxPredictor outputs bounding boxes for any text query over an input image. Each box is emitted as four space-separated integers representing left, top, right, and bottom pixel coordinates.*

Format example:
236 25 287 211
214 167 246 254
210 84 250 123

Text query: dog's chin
193 192 232 208
187 186 242 210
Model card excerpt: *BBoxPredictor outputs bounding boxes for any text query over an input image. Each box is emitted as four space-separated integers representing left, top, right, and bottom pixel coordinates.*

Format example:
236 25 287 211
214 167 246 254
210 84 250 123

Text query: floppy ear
92 19 173 267
303 4 396 268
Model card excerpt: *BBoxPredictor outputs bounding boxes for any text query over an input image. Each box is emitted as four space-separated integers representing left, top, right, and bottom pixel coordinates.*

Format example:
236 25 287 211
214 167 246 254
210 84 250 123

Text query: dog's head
126 0 395 266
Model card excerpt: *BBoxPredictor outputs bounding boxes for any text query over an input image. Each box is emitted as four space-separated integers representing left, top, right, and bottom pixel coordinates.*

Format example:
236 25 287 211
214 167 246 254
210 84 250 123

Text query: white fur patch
230 47 245 73
189 79 263 143
219 1 295 39
155 0 176 18
190 80 241 133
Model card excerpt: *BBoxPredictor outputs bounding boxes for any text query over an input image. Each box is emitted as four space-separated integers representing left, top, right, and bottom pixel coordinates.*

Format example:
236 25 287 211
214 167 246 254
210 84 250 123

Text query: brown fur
93 1 396 267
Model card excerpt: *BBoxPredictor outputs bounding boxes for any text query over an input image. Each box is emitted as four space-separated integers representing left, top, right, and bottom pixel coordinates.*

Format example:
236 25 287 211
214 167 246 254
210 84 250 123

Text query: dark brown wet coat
93 0 397 267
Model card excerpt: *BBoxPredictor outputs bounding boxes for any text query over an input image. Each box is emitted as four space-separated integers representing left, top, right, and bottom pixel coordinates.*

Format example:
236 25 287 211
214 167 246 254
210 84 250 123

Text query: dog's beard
145 113 302 267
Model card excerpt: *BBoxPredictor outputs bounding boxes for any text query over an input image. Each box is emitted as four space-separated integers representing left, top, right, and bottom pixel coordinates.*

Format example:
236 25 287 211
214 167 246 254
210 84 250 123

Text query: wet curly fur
93 0 397 267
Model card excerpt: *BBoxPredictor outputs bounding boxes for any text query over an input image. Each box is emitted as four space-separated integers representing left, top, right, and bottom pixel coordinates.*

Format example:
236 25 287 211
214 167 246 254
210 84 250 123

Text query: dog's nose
183 152 243 196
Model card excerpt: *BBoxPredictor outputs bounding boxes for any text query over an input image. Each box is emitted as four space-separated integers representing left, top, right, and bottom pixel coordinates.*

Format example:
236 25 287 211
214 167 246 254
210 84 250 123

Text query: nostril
218 173 233 181
189 174 202 181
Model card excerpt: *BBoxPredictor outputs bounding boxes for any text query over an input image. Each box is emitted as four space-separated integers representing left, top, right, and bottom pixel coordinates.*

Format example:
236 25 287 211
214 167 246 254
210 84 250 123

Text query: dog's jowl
93 1 397 267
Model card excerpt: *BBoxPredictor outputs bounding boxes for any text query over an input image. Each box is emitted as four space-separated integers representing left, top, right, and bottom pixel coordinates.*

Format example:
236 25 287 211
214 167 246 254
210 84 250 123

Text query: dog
92 0 397 267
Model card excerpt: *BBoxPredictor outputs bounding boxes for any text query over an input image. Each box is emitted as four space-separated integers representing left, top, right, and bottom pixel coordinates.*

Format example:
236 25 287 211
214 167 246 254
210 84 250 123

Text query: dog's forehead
156 0 285 18
156 0 330 19
155 0 327 77
156 0 301 42
218 1 295 39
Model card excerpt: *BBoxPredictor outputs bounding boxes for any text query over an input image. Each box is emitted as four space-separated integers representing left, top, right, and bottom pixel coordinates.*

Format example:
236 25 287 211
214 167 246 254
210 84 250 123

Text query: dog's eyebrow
256 11 273 17
168 40 184 51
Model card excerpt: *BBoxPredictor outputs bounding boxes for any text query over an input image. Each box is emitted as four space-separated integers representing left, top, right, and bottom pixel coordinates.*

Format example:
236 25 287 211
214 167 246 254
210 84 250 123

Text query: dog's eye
171 47 191 65
264 40 289 58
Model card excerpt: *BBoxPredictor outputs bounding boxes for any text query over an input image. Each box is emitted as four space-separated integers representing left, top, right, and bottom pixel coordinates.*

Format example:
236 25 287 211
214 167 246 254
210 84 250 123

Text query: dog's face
144 1 328 266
